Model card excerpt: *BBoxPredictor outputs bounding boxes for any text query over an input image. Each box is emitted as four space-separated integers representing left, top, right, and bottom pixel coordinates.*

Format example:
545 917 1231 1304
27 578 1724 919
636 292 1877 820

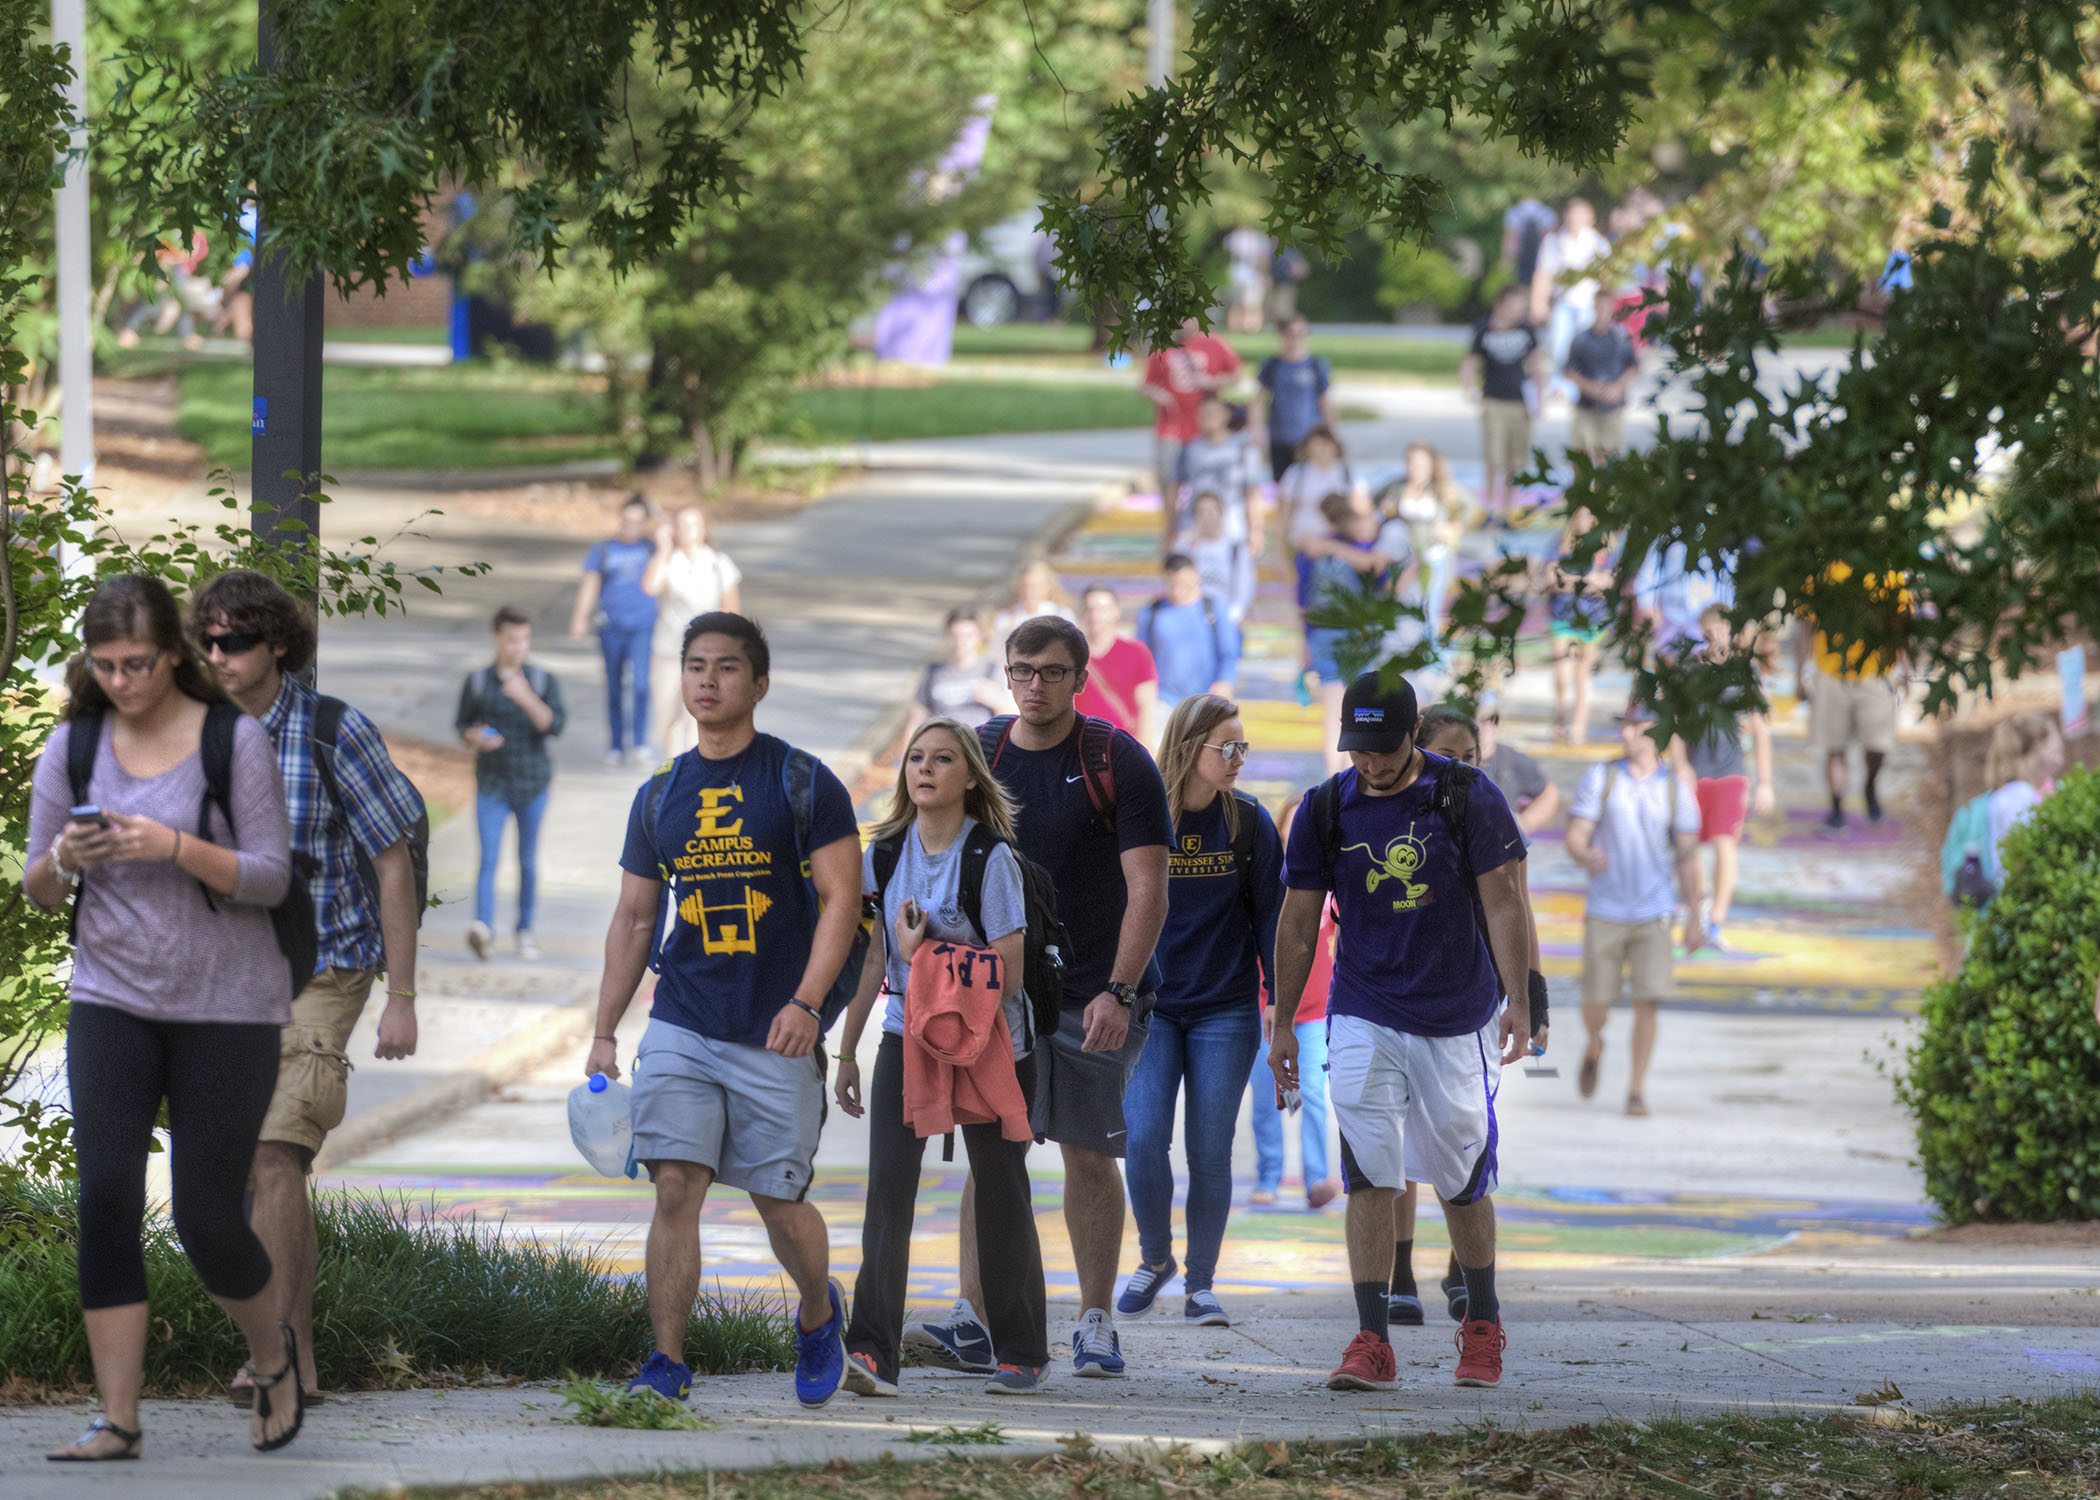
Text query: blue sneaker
1387 1292 1425 1327
793 1277 847 1409
984 1363 1047 1394
1072 1308 1125 1378
1184 1289 1229 1327
627 1350 692 1403
901 1299 997 1374
1115 1257 1178 1316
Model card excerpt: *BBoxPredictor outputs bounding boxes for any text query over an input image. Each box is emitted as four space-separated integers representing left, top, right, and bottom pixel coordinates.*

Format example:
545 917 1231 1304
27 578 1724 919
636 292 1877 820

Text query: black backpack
67 702 318 1001
1310 755 1502 995
309 695 431 924
870 822 1071 1048
977 714 1119 834
638 743 872 1030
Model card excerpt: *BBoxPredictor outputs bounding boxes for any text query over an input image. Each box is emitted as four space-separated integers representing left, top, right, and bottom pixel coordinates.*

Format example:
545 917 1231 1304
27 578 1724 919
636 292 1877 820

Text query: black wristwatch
1106 981 1137 1008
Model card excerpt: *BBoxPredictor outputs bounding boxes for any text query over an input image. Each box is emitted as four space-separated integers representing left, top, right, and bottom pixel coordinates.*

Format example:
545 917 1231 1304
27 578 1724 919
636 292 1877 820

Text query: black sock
1445 1251 1462 1285
1864 754 1885 810
1830 793 1844 817
1460 1262 1499 1324
1353 1280 1390 1340
1390 1239 1417 1298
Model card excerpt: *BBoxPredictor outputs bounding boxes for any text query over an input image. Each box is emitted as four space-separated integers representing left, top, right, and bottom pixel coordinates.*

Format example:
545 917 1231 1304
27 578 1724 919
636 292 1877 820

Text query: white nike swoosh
1066 774 1085 783
1106 1129 1126 1138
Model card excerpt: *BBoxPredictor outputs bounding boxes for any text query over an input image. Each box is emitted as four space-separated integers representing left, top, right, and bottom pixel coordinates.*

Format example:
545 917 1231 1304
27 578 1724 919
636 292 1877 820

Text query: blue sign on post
252 396 267 435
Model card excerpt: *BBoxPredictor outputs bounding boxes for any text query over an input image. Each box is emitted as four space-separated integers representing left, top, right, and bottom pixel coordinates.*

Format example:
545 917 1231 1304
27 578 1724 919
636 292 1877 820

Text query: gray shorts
629 1019 826 1201
1029 996 1152 1158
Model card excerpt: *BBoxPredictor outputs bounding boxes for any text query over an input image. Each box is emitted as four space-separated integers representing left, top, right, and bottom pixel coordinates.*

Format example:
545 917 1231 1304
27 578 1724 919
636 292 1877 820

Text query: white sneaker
517 933 541 962
628 745 656 766
467 920 492 961
603 749 625 766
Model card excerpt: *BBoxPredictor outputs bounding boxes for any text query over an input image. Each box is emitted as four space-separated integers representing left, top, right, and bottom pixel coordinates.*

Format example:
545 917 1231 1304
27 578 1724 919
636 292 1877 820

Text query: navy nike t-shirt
1283 753 1523 1038
986 718 1171 1006
619 733 858 1047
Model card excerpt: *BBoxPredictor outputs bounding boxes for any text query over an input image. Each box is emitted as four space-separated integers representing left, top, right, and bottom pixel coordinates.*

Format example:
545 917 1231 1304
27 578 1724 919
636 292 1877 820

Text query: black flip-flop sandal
47 1415 142 1462
244 1321 307 1453
229 1378 323 1407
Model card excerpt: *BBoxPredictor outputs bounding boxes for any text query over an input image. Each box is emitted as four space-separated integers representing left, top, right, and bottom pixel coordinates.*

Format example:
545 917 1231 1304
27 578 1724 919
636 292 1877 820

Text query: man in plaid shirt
194 570 426 1398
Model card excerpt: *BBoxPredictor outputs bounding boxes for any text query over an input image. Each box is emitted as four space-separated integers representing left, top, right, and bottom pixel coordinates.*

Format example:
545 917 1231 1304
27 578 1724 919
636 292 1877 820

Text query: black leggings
67 1002 281 1310
845 1032 1047 1382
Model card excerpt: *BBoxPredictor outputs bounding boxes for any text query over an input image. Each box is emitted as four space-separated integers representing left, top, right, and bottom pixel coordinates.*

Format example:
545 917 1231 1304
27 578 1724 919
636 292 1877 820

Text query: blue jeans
1249 1017 1331 1193
1124 1003 1262 1294
475 787 550 931
598 624 652 752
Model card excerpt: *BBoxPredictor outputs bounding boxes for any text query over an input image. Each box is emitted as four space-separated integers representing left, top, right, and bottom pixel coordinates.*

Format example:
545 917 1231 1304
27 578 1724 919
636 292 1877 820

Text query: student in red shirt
1071 585 1160 744
1141 318 1241 514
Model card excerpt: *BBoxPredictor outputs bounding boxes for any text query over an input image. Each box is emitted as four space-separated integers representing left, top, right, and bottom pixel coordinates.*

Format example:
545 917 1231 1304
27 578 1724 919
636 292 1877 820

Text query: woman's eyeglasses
1204 740 1251 762
86 650 165 680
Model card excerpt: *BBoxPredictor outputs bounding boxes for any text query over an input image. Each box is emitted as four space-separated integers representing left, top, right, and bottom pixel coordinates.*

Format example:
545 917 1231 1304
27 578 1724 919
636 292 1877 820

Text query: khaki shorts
1808 671 1899 757
1480 398 1532 477
1580 916 1674 1011
258 967 375 1157
1569 406 1625 458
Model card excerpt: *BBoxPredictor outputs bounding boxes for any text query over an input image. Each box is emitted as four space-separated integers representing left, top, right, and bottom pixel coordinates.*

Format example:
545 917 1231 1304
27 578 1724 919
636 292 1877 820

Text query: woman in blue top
1116 694 1283 1328
568 494 661 764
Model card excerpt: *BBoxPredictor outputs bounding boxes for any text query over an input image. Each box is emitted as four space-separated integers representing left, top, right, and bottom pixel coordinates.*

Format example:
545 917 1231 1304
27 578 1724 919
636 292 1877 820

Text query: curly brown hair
188 568 318 675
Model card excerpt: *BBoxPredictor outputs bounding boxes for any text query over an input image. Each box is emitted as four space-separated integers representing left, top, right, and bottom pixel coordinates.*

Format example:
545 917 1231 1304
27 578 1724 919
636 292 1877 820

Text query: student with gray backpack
192 569 429 1403
25 576 303 1458
455 605 567 962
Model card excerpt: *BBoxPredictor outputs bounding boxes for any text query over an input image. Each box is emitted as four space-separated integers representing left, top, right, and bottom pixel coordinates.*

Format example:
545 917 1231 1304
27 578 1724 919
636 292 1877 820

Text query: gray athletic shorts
629 1018 826 1201
1029 995 1153 1158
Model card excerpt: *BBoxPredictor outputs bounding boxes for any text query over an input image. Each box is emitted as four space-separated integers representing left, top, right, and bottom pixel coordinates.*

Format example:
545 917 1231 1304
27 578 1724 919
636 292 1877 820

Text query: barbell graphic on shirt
1341 833 1431 900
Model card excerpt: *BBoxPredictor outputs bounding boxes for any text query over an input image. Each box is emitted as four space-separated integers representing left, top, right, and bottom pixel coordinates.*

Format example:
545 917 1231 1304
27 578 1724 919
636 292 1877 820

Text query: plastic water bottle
567 1073 637 1179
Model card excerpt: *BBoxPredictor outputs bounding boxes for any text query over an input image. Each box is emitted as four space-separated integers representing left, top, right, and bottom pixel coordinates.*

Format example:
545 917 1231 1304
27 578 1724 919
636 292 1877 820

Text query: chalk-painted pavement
330 485 1942 1296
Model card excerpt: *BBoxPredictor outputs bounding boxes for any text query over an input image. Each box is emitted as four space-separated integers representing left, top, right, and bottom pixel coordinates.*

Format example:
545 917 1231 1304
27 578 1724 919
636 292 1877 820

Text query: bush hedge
0 1187 793 1395
1897 766 2100 1222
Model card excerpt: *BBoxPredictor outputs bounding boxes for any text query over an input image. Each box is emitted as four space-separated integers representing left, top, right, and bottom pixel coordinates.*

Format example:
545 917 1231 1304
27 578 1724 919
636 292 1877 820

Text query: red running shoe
1326 1330 1397 1391
1454 1318 1506 1387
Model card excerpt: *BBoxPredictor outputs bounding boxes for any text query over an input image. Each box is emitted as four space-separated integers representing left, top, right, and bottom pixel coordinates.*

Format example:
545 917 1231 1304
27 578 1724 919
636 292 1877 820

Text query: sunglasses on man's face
199 630 264 657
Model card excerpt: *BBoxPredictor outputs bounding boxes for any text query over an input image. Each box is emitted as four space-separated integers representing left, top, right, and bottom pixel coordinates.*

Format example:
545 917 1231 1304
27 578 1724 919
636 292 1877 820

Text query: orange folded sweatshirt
902 940 1031 1144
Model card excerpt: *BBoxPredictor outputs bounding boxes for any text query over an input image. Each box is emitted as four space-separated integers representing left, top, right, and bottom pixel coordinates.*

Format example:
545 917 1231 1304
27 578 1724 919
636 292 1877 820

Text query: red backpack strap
1077 716 1119 834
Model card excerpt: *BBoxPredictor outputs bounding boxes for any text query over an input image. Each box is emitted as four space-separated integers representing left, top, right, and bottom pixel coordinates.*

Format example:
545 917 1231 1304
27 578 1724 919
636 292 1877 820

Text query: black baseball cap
1336 670 1419 753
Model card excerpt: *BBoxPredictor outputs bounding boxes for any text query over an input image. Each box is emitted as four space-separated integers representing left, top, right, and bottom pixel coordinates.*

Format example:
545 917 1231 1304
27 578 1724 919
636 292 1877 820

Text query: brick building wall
324 269 452 331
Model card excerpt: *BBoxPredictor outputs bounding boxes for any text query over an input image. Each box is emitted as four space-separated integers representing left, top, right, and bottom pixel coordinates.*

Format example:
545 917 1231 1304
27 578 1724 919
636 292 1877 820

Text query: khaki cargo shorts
1808 671 1899 758
259 966 376 1158
1569 406 1626 458
1580 916 1674 1013
1480 398 1533 477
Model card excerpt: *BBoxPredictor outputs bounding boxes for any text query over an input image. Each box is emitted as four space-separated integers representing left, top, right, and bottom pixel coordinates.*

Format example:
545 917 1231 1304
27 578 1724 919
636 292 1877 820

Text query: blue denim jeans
475 787 550 931
1248 1016 1331 1193
598 623 653 753
1124 1002 1263 1293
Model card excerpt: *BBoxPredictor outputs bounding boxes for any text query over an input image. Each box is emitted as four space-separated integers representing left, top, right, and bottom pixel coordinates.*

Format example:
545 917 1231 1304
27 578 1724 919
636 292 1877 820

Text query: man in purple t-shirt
1269 672 1532 1395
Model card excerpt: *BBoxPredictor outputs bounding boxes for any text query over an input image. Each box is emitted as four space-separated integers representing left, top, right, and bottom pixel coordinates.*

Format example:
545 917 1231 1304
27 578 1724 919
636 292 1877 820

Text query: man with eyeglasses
190 569 427 1402
904 615 1170 1381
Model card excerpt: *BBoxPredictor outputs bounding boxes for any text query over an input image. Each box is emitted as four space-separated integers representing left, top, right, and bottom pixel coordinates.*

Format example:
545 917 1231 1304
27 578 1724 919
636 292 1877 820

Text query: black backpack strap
309 695 349 828
197 703 243 913
1311 773 1344 890
1431 758 1501 994
978 715 1017 772
1229 790 1261 928
782 746 816 877
1202 595 1218 633
955 823 1001 945
67 705 104 807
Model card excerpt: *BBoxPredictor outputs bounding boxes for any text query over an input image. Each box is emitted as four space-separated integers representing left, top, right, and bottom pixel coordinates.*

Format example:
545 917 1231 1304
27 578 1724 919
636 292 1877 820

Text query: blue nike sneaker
628 1350 692 1403
793 1277 847 1408
901 1299 997 1373
1072 1308 1125 1377
1115 1257 1178 1316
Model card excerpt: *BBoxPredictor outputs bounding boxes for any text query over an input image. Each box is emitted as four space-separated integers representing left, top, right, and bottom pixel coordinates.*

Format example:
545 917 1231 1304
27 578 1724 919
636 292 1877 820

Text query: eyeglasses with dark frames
1006 662 1076 685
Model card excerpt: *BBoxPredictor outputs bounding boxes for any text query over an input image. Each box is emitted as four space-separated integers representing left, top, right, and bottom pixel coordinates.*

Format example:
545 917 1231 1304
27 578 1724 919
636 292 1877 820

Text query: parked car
955 209 1061 327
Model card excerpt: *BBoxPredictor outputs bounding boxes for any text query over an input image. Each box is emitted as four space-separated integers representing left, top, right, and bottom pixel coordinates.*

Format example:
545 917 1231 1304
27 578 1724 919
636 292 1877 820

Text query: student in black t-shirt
902 615 1171 1382
1459 285 1543 523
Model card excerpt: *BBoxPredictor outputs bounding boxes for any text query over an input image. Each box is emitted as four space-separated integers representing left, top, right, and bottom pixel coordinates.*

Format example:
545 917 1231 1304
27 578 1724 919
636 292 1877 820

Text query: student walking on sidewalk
1249 793 1340 1211
569 494 661 764
583 613 861 1411
834 718 1049 1396
1117 696 1282 1328
192 570 427 1403
456 606 566 962
25 576 304 1458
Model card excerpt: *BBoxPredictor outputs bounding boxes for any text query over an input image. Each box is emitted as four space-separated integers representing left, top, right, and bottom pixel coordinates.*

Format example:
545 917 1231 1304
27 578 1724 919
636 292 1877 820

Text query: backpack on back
639 744 873 1030
309 695 431 925
1940 790 1997 909
67 702 317 1000
872 822 1071 1049
977 714 1119 835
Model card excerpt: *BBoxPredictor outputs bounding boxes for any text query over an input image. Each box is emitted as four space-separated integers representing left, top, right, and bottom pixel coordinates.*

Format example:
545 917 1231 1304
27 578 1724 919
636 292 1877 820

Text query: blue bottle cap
589 1073 608 1092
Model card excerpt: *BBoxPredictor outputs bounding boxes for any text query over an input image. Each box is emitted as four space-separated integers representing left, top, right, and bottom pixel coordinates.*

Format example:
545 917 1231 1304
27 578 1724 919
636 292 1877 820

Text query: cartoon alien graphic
1342 827 1431 899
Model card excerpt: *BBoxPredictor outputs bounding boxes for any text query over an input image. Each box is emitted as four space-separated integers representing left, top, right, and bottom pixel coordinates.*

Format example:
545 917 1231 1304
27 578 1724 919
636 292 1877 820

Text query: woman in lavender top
24 576 303 1459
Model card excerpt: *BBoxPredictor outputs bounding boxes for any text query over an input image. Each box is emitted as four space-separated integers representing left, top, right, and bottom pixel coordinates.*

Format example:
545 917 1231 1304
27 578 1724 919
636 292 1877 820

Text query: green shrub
0 1186 793 1394
1376 241 1471 315
1897 766 2100 1222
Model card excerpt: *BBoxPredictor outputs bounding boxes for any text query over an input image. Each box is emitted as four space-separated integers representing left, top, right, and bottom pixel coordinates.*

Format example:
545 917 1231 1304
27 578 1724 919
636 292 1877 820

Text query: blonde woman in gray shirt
25 576 302 1459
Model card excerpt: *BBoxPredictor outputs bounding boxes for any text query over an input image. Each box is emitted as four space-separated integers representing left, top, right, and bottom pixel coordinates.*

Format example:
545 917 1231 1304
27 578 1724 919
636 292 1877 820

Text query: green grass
772 380 1154 442
903 1420 1010 1446
176 359 617 472
382 1394 2100 1499
0 1185 793 1395
556 1374 713 1430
